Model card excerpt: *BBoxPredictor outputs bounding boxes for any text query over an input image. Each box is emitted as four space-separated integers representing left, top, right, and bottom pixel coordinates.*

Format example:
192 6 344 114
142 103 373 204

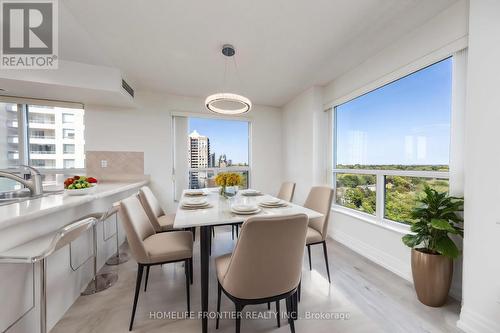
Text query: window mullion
375 174 385 221
17 103 29 166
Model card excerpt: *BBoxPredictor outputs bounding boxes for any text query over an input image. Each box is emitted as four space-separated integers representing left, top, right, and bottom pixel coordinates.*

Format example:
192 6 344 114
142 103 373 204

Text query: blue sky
336 57 452 166
189 118 249 164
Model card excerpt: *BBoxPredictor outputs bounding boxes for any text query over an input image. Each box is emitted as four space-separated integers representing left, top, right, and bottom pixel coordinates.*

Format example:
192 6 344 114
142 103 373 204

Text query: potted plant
402 187 464 307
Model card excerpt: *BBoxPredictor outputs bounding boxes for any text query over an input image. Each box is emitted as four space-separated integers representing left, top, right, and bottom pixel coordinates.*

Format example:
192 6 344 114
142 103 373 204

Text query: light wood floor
52 227 462 333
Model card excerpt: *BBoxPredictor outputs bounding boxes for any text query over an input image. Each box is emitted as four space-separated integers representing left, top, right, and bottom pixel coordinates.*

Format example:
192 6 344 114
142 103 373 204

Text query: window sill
331 205 410 235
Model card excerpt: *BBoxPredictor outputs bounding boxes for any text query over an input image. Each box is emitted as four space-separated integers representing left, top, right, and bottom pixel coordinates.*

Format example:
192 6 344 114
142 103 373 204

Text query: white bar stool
0 217 98 333
81 207 120 295
105 204 129 266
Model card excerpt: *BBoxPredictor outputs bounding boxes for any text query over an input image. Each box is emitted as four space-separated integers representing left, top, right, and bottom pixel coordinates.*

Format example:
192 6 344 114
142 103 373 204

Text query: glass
335 173 376 215
188 117 249 167
335 58 452 171
27 105 85 169
385 176 449 224
64 159 75 168
63 128 75 139
62 113 75 123
63 144 75 154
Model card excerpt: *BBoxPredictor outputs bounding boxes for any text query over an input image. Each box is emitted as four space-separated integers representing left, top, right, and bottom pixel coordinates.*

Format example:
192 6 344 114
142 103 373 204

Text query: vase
219 185 227 198
411 248 453 307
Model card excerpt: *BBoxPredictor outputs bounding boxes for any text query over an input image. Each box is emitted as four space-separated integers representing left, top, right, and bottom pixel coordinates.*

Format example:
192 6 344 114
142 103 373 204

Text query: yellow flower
215 172 242 186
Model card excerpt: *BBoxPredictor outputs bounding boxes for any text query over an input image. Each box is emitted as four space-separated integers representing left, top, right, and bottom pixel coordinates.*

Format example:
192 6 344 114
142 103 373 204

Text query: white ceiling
61 0 457 107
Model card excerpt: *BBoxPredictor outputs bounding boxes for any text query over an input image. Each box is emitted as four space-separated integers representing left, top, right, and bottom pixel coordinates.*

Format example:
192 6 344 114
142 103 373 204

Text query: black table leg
200 226 210 333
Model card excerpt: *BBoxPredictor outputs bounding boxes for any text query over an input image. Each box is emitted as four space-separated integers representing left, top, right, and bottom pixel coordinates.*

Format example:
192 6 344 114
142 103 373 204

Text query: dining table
173 188 324 333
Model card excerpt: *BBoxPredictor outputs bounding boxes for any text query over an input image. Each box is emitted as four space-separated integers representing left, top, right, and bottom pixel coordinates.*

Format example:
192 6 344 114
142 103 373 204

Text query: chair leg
292 291 298 320
189 258 193 285
285 296 295 333
232 225 235 240
212 227 215 237
235 225 239 238
276 300 280 327
185 259 191 313
298 281 301 302
235 303 243 333
191 227 196 241
322 241 331 283
144 266 150 292
267 302 270 310
129 264 144 331
307 245 312 270
216 282 222 329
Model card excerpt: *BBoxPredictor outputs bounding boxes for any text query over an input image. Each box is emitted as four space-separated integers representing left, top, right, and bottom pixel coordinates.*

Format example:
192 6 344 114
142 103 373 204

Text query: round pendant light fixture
205 44 252 115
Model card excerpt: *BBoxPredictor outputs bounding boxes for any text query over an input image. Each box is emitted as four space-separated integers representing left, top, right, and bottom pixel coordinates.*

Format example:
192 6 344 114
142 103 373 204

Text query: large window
187 117 250 189
333 58 452 225
0 100 85 190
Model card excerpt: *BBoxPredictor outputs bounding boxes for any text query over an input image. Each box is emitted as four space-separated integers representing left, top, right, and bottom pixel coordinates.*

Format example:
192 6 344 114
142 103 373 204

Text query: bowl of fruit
64 176 98 196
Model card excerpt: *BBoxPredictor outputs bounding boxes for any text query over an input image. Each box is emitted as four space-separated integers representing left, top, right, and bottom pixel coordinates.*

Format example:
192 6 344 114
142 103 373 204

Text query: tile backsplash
86 151 147 181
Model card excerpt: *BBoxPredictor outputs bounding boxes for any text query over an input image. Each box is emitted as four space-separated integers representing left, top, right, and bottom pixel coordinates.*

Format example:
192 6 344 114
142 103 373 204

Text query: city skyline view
188 117 249 165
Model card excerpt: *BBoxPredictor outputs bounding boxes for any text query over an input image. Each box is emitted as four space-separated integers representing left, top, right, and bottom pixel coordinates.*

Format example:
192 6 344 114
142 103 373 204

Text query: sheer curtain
172 115 188 201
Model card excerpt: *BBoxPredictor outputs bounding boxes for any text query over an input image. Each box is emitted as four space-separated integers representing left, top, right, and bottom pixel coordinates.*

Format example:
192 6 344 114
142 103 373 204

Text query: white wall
457 1 500 332
85 91 283 211
282 0 469 295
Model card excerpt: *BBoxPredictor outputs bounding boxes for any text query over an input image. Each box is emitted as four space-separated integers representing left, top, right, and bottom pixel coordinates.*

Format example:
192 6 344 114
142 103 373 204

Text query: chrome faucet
0 165 43 196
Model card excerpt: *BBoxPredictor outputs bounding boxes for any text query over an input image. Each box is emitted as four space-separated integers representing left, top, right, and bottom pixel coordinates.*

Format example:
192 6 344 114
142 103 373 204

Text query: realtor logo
1 0 58 69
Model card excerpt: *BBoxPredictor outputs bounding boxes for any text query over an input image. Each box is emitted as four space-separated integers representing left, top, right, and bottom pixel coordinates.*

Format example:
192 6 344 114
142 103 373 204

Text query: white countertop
0 180 148 229
174 189 323 228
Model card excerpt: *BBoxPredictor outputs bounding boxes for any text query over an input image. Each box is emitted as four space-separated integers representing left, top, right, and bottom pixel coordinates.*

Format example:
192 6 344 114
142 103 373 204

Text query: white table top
173 188 323 228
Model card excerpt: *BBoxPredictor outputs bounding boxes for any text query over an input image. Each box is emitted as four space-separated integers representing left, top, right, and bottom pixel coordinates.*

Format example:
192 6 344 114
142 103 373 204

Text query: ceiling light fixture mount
205 44 252 115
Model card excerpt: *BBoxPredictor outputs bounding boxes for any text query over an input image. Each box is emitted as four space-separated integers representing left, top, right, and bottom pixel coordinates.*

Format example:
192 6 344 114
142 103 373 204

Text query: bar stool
81 207 120 295
0 217 98 333
105 204 130 266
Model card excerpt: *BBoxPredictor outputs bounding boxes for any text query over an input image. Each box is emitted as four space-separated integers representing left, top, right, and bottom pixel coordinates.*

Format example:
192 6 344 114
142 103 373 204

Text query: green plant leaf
434 236 460 259
430 219 456 232
402 234 421 248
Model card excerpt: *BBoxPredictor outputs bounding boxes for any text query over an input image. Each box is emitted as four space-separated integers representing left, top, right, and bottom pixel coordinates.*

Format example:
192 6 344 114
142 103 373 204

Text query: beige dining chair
215 214 308 333
304 186 334 283
138 186 176 232
277 181 296 202
119 194 193 331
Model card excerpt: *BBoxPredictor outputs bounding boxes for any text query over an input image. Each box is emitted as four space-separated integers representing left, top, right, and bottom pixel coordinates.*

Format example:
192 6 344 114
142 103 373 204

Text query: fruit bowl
65 184 97 196
64 176 98 196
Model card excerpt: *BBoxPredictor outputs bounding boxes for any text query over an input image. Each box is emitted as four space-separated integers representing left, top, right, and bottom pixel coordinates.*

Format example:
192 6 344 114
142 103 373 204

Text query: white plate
181 204 212 210
231 207 262 215
232 204 259 212
185 190 206 196
261 198 283 205
182 198 208 205
259 203 287 208
241 189 262 196
65 185 97 196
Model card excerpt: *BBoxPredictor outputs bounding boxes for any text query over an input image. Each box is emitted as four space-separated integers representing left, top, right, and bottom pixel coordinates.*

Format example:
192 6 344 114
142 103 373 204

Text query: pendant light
205 44 252 114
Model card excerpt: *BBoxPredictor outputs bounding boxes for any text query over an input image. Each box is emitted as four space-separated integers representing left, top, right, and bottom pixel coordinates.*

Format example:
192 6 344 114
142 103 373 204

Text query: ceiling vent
121 79 134 98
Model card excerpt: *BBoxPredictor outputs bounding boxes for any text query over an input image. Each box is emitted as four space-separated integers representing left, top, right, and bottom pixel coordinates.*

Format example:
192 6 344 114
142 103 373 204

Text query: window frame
0 99 85 175
331 58 452 229
171 112 252 199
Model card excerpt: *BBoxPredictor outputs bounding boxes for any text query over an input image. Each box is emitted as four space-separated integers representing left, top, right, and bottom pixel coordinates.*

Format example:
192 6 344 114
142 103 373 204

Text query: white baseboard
331 229 412 282
457 306 500 333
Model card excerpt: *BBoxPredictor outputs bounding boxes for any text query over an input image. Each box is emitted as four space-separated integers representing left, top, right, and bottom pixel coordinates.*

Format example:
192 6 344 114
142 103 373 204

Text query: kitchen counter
0 179 148 333
0 180 148 230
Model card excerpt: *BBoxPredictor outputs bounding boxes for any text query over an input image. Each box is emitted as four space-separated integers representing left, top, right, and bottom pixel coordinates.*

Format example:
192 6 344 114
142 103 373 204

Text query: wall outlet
100 160 108 168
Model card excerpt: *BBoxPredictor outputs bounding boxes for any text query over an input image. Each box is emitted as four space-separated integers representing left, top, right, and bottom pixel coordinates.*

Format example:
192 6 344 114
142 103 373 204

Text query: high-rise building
2 103 85 170
208 153 216 168
188 130 210 188
219 154 227 168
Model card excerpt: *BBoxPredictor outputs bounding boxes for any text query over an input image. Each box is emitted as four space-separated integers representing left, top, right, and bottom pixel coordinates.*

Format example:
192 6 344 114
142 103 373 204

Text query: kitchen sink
0 189 63 206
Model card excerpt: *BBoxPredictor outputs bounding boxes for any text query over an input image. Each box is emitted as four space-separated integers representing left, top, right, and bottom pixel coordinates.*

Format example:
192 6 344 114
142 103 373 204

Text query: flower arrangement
215 172 242 197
